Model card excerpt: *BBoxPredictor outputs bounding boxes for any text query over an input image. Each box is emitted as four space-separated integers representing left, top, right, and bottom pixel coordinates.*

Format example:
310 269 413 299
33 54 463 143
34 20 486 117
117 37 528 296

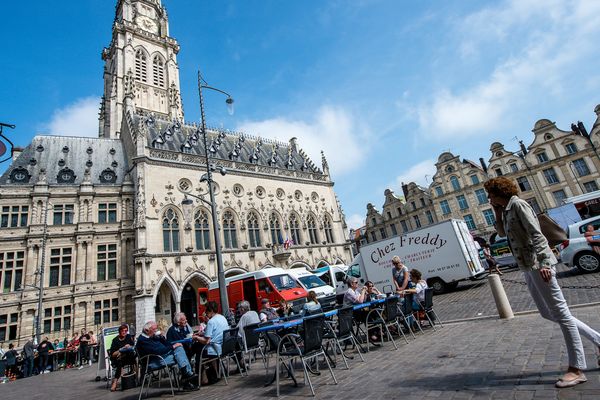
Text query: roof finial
321 150 329 175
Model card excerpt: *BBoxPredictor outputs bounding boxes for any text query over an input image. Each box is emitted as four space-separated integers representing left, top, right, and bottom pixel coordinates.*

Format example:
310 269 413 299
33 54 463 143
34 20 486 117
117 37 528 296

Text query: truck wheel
574 251 600 273
428 278 446 294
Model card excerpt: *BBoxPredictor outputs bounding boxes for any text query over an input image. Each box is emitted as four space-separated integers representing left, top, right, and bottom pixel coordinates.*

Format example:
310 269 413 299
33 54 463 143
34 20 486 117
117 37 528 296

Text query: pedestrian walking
485 177 600 388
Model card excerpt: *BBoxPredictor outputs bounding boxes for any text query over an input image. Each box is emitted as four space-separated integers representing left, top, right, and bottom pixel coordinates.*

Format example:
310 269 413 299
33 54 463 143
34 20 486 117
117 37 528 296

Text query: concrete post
488 274 514 319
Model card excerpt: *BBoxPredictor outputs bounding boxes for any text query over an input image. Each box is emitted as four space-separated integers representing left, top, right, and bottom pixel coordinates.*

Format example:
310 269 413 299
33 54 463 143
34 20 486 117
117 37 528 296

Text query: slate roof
138 114 322 174
0 136 128 186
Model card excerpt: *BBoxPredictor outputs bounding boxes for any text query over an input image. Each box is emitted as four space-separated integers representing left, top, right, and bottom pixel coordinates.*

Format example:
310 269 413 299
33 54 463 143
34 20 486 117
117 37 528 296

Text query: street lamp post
180 71 234 315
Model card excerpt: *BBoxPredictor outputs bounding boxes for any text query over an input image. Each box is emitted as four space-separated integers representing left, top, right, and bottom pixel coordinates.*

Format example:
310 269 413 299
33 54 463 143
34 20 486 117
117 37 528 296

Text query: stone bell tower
99 0 184 139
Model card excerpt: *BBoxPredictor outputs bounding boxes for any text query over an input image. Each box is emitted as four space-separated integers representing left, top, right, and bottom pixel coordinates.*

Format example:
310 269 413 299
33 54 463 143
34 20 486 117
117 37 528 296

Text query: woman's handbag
120 371 138 391
537 213 567 247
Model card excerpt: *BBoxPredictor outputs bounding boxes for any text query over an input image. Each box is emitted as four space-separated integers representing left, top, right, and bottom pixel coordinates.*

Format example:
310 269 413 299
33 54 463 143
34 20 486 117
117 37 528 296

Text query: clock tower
100 0 184 139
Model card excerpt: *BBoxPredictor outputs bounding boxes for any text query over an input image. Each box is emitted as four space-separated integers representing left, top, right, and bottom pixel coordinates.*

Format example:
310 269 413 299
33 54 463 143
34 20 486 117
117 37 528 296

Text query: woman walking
484 177 600 388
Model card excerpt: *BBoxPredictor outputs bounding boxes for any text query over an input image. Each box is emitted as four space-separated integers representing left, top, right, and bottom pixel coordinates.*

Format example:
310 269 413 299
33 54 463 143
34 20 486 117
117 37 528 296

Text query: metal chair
242 322 268 371
323 306 364 369
365 297 408 351
417 288 443 330
137 354 178 400
197 327 244 389
276 314 338 397
400 294 423 335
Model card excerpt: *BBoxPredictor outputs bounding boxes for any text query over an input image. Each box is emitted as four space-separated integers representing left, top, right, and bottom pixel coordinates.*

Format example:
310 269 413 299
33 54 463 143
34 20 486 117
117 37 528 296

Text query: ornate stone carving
134 176 146 228
124 69 136 97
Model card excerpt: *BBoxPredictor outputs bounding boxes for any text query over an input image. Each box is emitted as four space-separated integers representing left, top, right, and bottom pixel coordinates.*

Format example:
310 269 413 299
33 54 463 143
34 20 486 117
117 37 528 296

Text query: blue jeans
148 346 192 376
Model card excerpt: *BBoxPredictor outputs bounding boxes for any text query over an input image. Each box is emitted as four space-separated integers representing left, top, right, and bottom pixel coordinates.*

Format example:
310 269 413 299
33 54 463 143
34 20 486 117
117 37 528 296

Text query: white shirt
237 311 260 342
415 280 428 302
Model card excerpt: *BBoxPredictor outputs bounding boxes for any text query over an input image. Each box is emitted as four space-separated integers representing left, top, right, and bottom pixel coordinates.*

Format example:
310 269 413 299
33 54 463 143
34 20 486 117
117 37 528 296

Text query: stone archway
316 260 329 269
154 280 177 329
180 274 210 326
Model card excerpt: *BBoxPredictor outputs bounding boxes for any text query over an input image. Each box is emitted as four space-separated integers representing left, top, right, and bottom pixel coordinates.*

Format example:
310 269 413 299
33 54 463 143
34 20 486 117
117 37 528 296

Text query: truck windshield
269 274 301 291
298 275 327 289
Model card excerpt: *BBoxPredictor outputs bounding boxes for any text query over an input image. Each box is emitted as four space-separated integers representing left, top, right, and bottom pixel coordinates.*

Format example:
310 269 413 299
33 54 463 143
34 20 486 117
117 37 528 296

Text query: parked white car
559 216 600 273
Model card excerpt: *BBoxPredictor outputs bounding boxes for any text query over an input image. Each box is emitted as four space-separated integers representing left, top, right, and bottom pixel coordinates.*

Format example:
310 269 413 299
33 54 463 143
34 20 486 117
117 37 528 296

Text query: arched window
269 212 283 246
289 213 301 246
152 56 165 87
247 212 261 248
194 210 210 250
450 176 460 191
162 208 180 252
324 216 334 244
223 211 238 249
135 49 147 83
307 215 319 245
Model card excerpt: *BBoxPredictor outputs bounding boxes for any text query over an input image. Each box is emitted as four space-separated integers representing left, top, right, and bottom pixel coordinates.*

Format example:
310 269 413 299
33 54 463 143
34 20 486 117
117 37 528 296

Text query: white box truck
348 219 485 294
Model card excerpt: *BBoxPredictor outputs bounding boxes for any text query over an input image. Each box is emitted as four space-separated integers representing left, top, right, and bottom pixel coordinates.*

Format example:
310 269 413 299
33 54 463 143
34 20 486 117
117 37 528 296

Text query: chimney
401 182 409 198
479 157 488 174
12 147 23 162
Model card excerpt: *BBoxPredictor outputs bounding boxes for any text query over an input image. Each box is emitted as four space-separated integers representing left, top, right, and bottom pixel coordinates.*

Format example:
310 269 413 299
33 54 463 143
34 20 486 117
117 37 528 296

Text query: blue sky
1 0 600 230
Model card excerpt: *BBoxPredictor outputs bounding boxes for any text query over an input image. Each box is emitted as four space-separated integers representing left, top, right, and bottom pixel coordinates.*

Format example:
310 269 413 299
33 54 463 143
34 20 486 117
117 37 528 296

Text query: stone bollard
488 274 514 319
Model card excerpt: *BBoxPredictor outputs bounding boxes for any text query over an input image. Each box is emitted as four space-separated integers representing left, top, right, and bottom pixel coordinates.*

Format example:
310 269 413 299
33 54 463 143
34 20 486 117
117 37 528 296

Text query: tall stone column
120 238 128 278
75 241 86 283
84 242 93 282
135 296 156 334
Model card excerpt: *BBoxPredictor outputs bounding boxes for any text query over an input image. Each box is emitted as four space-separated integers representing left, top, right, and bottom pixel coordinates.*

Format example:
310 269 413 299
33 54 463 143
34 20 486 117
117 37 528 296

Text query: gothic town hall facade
0 0 351 345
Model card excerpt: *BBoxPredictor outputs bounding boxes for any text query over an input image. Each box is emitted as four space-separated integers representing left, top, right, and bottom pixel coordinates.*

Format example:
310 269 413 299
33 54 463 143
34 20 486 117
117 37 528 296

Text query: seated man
234 300 260 373
343 278 367 306
258 298 279 322
167 312 204 372
136 320 198 391
195 301 230 385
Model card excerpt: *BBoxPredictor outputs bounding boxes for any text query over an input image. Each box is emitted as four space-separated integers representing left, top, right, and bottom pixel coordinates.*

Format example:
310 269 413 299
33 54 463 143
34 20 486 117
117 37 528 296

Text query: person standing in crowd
485 176 600 388
391 256 410 293
301 291 322 315
109 324 136 392
78 328 90 369
37 337 53 374
22 337 35 378
3 343 19 379
258 298 279 322
482 242 503 275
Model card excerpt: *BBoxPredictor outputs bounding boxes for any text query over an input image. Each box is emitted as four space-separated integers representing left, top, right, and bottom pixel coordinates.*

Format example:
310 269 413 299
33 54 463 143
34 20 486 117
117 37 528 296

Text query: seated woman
365 281 381 301
301 291 322 316
109 324 136 391
584 224 600 254
405 269 429 311
277 299 295 318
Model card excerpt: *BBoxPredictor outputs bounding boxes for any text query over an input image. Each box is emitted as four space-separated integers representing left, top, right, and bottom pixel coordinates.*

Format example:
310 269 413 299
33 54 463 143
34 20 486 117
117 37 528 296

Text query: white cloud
346 213 365 230
237 105 368 176
393 159 437 188
417 0 600 140
42 97 100 137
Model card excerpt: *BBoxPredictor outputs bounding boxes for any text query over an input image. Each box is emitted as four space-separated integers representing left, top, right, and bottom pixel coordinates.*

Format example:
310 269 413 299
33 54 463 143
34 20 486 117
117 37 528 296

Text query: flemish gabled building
0 0 352 345
429 152 493 237
487 117 600 211
361 184 437 245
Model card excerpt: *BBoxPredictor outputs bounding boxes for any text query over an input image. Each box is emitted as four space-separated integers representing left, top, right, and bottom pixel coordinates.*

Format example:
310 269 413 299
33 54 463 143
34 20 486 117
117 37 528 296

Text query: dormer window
10 167 31 183
99 169 117 184
57 168 76 184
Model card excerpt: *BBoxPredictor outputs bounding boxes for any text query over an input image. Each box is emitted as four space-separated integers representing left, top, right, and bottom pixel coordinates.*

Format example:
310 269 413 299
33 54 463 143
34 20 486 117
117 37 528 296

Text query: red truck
198 267 308 317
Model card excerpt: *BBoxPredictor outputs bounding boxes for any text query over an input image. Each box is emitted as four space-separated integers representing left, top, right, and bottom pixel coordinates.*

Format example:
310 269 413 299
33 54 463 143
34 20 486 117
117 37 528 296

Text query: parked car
559 216 600 273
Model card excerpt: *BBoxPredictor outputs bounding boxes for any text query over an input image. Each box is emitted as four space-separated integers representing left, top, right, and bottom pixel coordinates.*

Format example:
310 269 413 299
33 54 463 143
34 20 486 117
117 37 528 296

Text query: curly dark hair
483 177 519 199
